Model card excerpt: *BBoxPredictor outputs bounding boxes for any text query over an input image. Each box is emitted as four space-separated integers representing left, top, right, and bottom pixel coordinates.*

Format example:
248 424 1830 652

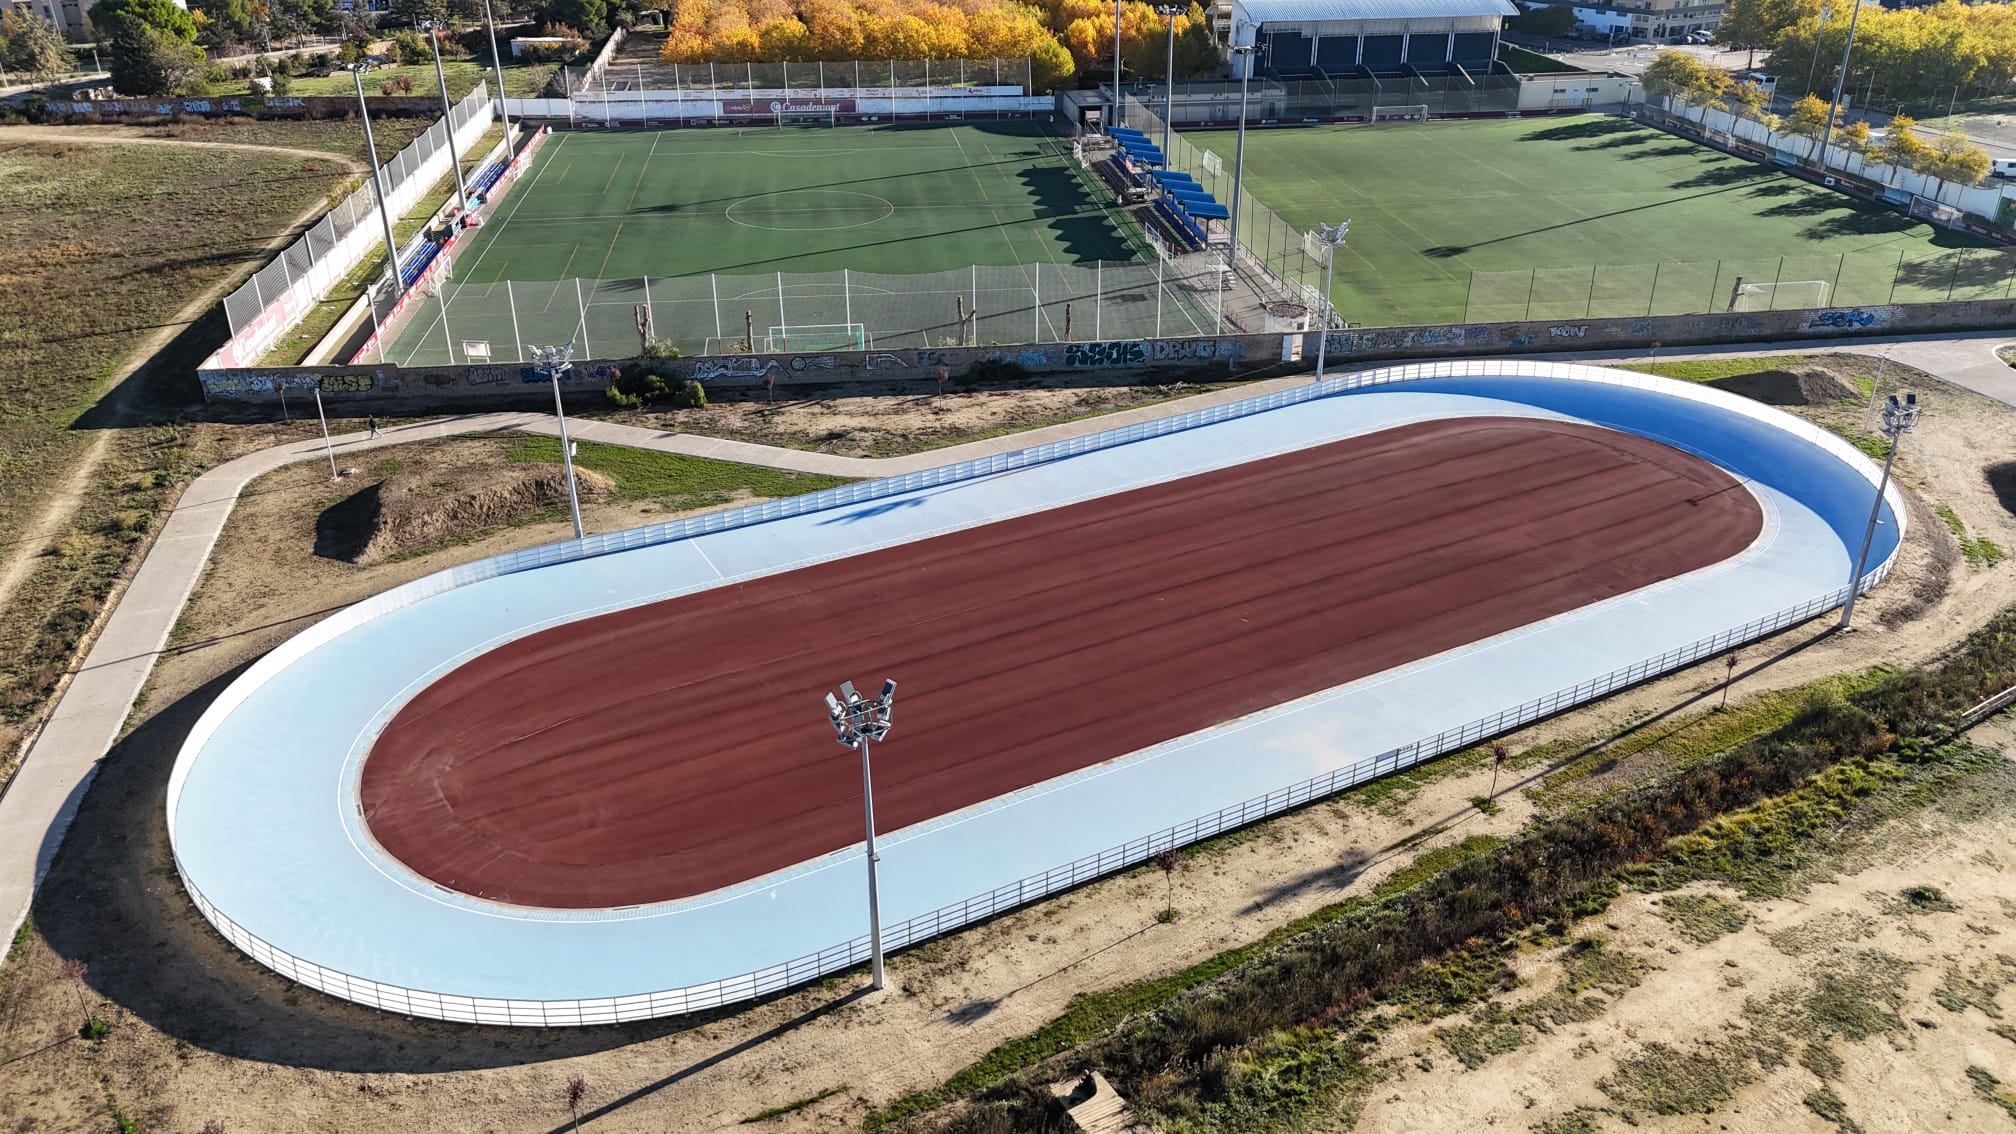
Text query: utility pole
1839 391 1920 629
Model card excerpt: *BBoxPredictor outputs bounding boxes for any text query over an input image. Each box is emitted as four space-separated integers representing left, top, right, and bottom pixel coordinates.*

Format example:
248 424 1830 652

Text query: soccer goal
776 106 839 128
1368 104 1429 123
765 323 869 352
1728 279 1831 311
1200 149 1224 177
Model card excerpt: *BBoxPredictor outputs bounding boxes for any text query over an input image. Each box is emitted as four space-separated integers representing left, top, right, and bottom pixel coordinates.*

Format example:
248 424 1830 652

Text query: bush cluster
604 361 705 409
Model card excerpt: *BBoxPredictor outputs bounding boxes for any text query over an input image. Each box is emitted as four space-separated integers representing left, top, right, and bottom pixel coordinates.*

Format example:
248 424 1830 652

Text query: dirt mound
315 465 614 565
1705 368 1858 406
1989 462 2016 520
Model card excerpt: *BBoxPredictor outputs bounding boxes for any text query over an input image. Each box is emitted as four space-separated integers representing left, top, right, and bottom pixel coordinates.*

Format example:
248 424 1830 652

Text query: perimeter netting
1728 280 1830 311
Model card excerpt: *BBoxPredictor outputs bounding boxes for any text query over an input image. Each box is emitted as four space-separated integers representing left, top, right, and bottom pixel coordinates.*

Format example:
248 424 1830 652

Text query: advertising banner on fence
719 98 859 115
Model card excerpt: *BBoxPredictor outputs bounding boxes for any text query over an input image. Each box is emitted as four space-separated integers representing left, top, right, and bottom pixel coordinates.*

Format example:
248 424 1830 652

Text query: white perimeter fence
212 85 495 368
166 360 1905 1026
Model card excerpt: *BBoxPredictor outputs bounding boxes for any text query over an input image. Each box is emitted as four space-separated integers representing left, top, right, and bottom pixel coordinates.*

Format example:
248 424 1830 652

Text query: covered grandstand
1227 0 1522 117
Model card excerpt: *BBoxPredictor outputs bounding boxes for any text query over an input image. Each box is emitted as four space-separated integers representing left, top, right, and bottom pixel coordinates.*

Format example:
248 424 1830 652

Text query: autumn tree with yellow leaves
658 0 1221 92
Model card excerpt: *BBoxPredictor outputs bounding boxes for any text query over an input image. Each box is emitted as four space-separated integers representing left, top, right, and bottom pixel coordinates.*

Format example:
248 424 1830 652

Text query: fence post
1156 255 1164 337
711 273 722 342
1889 249 1904 304
575 277 592 357
1096 260 1102 339
971 264 978 347
508 280 523 361
844 268 852 330
777 271 787 350
1033 264 1041 343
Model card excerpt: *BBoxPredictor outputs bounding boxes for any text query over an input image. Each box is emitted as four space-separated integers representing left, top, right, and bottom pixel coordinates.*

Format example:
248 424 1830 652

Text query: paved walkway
1 329 2009 954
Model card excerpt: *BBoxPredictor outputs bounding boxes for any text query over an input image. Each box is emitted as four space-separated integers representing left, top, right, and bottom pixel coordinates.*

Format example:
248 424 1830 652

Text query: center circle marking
724 189 896 232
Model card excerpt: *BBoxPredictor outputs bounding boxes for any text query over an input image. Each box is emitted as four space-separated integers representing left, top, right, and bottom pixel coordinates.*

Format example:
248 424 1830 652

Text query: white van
1992 158 2016 179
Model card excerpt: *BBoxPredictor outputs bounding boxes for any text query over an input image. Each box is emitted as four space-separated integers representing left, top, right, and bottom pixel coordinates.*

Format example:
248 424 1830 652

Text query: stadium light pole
1228 40 1259 277
1156 4 1184 157
1815 0 1864 171
530 342 586 540
1112 0 1124 127
1312 220 1349 381
421 18 473 215
1804 4 1831 99
825 679 897 993
349 63 407 306
479 0 516 161
1839 392 1919 630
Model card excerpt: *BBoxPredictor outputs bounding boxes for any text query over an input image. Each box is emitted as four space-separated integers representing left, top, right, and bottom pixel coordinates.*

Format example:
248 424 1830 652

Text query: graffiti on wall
1807 307 1892 330
1064 341 1147 367
692 356 782 381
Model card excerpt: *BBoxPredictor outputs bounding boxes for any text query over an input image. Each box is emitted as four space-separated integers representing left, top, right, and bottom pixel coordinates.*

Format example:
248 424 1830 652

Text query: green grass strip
504 436 852 505
1620 355 1811 383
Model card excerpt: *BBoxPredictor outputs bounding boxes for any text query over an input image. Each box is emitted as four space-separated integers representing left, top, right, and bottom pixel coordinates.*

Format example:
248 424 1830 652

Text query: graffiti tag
1809 308 1881 329
1063 341 1147 368
317 374 373 393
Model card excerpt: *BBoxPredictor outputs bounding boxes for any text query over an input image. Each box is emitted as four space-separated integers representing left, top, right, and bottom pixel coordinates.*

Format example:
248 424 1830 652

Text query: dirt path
0 132 364 617
0 124 369 169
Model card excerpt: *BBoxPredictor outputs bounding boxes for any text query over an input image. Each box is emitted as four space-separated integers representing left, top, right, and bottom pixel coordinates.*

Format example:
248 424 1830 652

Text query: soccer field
1186 116 2007 327
384 121 1231 363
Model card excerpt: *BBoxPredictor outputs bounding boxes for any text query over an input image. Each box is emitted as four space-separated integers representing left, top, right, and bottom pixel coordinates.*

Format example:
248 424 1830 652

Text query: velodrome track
164 361 1906 1026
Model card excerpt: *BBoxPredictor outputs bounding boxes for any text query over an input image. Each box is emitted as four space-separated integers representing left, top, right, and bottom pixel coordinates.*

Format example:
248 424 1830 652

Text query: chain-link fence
1120 95 1322 310
577 54 1035 95
221 85 495 343
1461 246 2016 323
373 258 1237 366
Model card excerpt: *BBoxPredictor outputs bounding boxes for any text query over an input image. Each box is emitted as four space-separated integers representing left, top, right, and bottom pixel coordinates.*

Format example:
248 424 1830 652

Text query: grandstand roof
1233 0 1516 22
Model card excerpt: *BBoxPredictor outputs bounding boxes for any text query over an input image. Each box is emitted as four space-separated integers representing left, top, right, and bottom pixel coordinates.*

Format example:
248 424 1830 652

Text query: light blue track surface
168 365 1899 1022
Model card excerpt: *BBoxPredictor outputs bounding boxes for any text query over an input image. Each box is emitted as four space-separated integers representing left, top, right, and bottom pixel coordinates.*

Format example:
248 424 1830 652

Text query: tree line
1723 0 2016 107
1643 48 1992 185
659 0 1221 92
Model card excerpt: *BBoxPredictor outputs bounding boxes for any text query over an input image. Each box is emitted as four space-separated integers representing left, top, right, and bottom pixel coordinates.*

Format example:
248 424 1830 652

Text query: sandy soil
1353 745 2016 1134
620 377 1240 459
2 355 2015 1133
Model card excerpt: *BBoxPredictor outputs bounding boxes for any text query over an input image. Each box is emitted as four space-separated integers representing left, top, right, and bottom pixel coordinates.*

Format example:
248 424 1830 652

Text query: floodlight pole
826 679 898 992
423 19 472 214
1839 392 1920 630
1816 0 1863 171
352 64 406 304
1313 220 1349 381
313 385 338 480
480 0 515 161
1156 4 1184 157
1228 41 1258 283
531 342 585 540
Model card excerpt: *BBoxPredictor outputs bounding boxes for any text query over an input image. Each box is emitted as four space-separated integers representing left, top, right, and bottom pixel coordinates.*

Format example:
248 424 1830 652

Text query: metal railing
165 359 1904 1026
219 85 495 343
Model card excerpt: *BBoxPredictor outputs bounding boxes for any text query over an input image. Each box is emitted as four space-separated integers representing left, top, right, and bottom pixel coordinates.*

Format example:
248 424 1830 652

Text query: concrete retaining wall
196 296 1991 409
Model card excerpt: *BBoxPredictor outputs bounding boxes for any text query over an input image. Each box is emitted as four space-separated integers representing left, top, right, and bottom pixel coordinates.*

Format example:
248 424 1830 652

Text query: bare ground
1353 744 2016 1134
1 356 2015 1133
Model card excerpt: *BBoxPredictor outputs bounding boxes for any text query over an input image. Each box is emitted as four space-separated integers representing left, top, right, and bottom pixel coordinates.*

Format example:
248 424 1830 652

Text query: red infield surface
361 417 1761 908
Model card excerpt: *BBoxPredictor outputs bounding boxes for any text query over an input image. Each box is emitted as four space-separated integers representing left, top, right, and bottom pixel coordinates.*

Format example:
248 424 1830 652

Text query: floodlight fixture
1840 390 1921 629
529 342 585 540
1312 219 1350 382
824 676 899 990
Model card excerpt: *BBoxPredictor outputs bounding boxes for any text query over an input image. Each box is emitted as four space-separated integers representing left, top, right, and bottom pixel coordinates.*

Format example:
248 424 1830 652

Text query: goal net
1200 149 1224 177
776 107 839 128
1728 279 1831 311
764 323 868 352
1368 104 1429 123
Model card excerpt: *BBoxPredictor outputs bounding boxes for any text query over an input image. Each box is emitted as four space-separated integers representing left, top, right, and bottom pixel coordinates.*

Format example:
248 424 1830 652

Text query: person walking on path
367 415 380 438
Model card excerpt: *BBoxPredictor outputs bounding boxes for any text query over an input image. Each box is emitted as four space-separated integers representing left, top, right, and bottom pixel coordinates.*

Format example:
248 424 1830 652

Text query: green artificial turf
384 120 1185 362
1185 115 2003 326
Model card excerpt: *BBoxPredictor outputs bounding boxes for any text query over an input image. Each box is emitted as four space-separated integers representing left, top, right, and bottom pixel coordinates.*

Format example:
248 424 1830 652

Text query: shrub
391 30 430 65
